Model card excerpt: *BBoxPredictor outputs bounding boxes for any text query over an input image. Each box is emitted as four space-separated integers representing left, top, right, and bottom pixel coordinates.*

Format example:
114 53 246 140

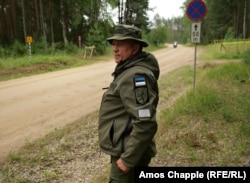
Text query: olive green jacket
98 51 159 168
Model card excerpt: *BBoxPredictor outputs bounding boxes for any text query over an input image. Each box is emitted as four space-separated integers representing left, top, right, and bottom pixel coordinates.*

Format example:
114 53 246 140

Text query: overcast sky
111 0 186 23
148 0 186 20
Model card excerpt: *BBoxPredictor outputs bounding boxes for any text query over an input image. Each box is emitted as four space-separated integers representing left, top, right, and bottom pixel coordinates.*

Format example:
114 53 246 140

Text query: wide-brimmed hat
107 24 148 47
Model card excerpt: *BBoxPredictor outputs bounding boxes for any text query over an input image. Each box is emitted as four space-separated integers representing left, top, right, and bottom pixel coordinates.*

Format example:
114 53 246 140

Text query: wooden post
84 46 95 59
78 36 81 49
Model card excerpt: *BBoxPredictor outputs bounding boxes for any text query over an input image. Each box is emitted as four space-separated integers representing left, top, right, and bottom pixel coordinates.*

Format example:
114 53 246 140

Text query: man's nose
113 45 118 51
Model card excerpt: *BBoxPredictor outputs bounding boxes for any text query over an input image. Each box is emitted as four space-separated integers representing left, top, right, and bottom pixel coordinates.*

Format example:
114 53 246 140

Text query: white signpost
191 22 201 44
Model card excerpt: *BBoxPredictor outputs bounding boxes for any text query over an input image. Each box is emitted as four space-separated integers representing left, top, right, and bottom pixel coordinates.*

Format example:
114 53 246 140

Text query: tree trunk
39 0 46 41
50 1 55 49
34 0 40 31
243 0 247 39
9 0 17 42
21 0 27 43
60 0 68 45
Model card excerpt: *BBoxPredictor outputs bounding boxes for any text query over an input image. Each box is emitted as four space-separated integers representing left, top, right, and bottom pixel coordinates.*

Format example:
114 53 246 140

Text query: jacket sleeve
119 68 159 167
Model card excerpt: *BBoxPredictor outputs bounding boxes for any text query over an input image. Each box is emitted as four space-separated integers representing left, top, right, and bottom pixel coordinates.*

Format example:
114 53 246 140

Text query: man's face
111 39 139 63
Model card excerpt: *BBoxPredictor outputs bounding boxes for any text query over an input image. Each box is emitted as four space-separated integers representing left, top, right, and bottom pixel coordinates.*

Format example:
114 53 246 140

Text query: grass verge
153 61 250 167
0 45 163 81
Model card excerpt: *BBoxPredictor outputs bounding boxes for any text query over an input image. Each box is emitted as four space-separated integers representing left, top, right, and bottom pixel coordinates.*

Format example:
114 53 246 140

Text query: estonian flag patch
134 77 146 87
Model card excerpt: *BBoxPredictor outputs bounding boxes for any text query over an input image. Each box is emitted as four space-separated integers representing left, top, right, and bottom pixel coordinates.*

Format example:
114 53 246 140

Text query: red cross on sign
186 0 207 22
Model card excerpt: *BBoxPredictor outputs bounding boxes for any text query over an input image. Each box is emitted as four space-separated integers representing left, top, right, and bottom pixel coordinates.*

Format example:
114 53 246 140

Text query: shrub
243 49 250 65
0 46 9 57
86 23 107 55
65 42 78 54
32 36 50 54
11 40 26 56
147 27 168 46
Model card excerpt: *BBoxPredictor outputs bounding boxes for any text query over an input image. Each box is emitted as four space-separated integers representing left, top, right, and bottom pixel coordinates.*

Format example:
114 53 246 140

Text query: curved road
0 45 195 162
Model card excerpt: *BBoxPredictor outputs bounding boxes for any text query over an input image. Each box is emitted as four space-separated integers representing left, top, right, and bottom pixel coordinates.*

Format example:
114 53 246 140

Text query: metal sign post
193 43 197 89
26 36 33 61
191 22 201 89
186 0 207 89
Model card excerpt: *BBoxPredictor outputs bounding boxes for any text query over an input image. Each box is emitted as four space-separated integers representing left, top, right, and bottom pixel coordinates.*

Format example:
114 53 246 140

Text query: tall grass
199 42 250 60
155 61 250 166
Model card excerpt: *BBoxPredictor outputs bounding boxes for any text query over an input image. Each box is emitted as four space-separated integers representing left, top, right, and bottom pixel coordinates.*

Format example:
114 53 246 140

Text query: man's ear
133 44 140 53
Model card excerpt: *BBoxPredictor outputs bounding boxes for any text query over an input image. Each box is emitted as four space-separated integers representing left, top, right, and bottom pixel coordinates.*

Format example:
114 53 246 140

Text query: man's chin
114 57 122 63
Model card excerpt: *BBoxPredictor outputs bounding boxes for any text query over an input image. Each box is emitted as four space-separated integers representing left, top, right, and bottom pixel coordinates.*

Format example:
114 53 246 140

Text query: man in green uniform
98 24 160 183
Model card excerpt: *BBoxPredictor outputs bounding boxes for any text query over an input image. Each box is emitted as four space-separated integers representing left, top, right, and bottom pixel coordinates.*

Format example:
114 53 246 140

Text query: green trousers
109 156 151 183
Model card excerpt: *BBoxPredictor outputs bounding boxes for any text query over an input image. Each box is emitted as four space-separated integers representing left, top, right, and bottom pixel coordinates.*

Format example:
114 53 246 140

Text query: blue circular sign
186 0 207 21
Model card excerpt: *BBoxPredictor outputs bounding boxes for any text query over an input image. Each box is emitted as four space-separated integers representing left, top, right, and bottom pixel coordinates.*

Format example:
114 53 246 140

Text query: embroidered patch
109 82 117 91
134 77 146 87
135 87 148 104
138 109 151 118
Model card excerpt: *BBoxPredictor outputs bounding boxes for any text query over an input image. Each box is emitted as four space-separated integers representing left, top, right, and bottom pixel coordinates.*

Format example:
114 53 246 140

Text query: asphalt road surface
0 45 195 162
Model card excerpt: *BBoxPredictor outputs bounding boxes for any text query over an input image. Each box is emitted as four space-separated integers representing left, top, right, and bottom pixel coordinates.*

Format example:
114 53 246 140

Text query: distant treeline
0 0 249 52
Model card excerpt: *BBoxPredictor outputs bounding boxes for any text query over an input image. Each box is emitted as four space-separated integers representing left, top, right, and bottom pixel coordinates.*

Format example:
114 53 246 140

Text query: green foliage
86 23 107 55
166 62 250 124
32 37 50 54
0 46 9 57
224 27 234 41
9 151 23 162
147 27 168 46
158 62 250 166
11 40 26 56
122 0 149 29
1 0 250 48
199 43 250 60
243 49 250 65
175 88 221 120
64 42 78 54
0 50 111 81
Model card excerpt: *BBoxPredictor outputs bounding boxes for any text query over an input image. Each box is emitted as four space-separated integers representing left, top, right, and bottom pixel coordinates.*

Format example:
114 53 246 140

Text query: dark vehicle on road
173 41 177 48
